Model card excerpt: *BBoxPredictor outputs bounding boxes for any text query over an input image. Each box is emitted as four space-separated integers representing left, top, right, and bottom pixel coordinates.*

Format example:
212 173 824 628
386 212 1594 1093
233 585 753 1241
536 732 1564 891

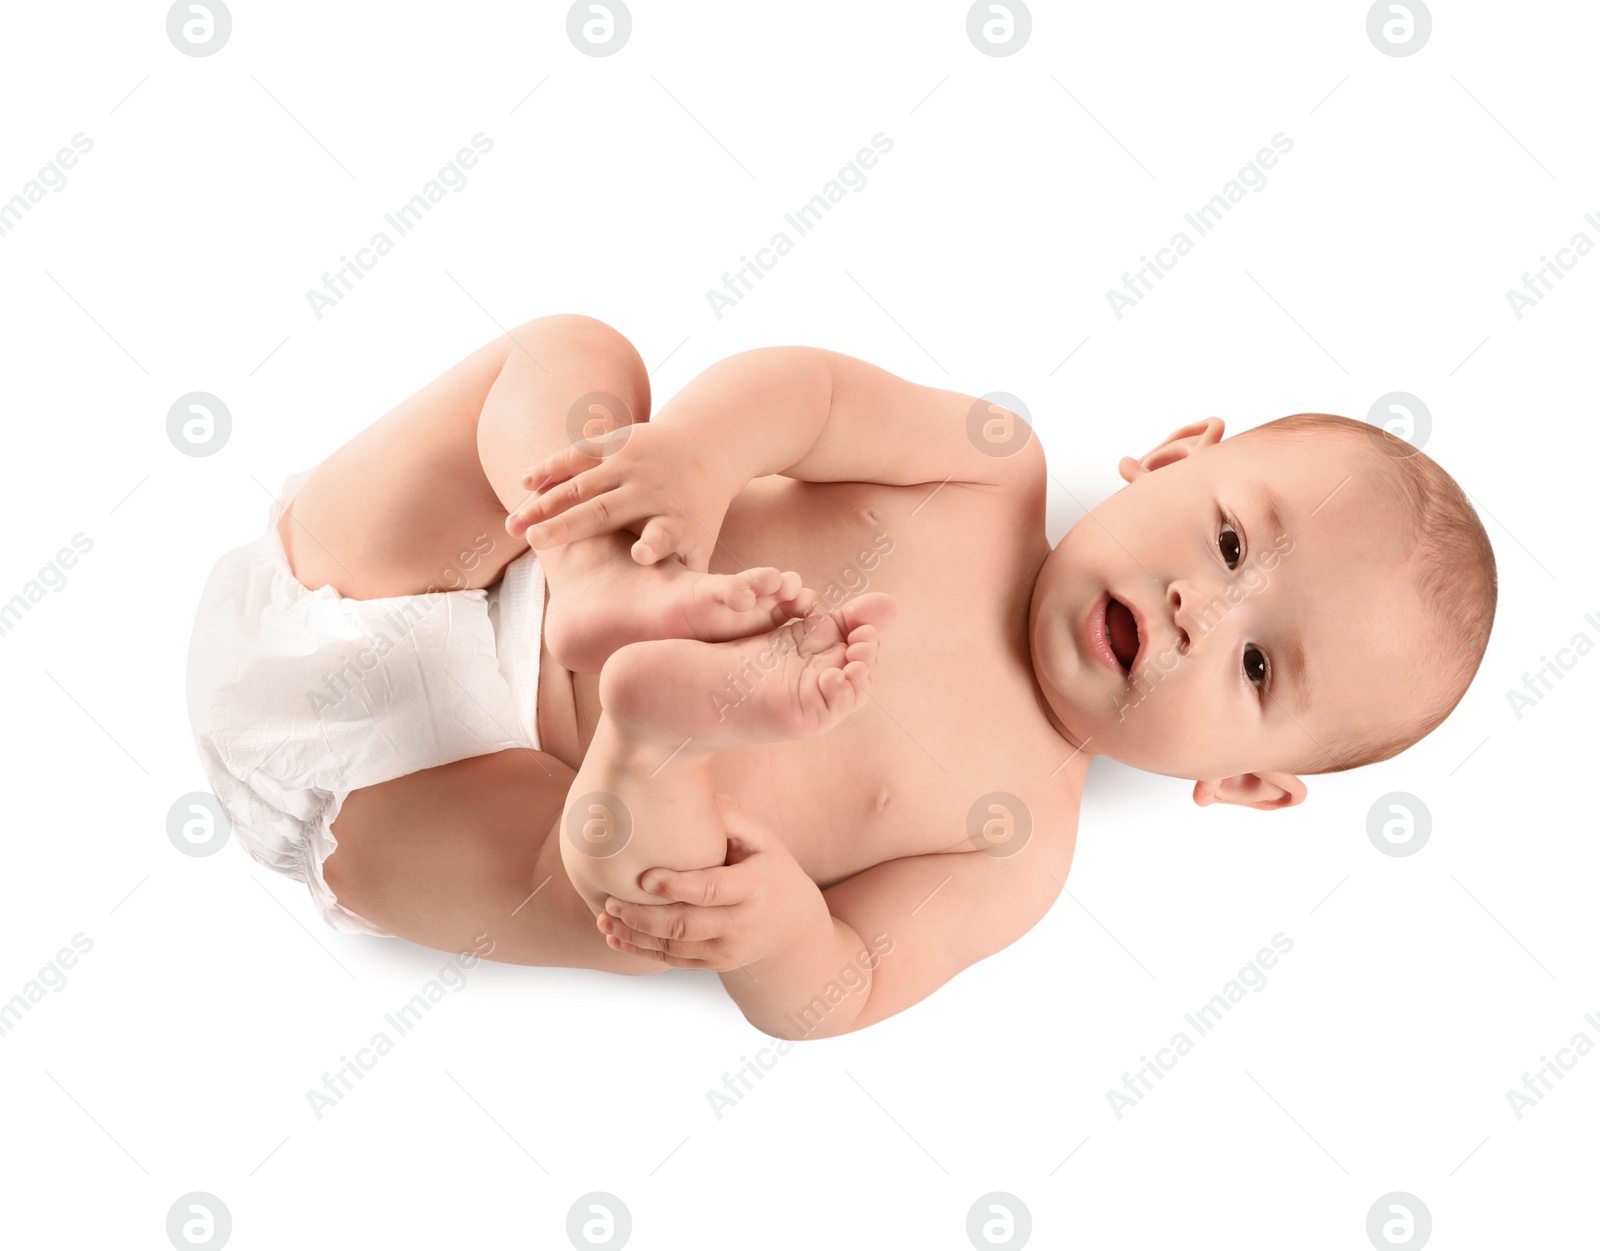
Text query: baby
185 314 1496 1040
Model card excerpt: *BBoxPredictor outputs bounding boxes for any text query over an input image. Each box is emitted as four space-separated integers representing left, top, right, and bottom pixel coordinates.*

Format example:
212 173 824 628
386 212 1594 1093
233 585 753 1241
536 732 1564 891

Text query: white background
0 1 1594 1247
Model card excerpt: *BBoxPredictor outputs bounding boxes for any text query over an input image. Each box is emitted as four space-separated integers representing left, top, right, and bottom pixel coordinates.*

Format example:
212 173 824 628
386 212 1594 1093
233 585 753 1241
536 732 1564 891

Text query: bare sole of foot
597 592 897 756
544 557 818 675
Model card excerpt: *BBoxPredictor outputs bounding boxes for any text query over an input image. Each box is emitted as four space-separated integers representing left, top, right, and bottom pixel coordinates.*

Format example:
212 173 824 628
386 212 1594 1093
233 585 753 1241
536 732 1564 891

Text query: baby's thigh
286 314 649 600
323 749 658 974
281 334 527 599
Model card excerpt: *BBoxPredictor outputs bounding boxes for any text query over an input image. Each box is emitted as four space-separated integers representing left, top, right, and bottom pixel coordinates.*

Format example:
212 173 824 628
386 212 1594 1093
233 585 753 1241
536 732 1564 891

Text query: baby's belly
705 727 924 887
559 666 955 884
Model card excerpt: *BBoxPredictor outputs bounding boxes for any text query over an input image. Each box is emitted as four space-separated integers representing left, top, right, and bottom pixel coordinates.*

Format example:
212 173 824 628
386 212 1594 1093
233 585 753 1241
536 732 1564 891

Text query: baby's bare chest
706 478 1081 885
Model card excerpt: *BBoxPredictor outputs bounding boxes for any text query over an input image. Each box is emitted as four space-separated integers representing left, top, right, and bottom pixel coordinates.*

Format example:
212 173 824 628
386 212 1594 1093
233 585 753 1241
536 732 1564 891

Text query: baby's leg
558 594 894 915
475 320 811 674
322 749 663 973
279 313 649 602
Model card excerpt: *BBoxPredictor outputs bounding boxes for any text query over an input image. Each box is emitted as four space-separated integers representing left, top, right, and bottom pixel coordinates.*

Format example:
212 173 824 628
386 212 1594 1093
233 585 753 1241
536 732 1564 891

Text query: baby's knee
515 314 649 408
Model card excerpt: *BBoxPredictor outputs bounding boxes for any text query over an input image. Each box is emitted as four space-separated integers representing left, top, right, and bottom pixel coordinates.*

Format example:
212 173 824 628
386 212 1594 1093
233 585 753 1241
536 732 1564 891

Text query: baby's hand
507 423 740 573
595 794 827 972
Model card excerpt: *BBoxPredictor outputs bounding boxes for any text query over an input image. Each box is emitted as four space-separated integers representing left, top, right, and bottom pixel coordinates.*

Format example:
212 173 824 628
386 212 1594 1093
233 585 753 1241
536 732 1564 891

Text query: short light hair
1235 413 1497 773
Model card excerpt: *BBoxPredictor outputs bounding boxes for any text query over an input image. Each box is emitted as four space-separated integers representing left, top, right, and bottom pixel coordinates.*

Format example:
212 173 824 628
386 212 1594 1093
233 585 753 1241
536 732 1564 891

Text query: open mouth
1087 592 1144 678
1106 596 1141 674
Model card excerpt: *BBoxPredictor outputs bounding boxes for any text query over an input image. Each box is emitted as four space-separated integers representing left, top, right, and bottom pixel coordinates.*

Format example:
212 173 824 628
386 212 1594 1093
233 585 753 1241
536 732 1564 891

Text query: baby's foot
598 592 897 756
544 558 817 675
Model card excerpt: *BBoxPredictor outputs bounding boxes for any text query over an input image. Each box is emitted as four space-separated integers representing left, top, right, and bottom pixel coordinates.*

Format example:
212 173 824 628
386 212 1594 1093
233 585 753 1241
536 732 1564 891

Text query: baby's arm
602 797 1071 1039
509 347 1043 568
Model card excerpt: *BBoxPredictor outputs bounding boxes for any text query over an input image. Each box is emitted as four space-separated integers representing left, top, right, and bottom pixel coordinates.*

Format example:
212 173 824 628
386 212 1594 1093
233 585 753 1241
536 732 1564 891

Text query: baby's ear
1193 770 1306 811
1118 417 1227 483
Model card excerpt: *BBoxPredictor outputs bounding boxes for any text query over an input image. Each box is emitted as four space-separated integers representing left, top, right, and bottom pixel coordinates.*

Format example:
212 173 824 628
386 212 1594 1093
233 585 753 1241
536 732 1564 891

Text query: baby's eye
1243 645 1269 690
1218 523 1243 569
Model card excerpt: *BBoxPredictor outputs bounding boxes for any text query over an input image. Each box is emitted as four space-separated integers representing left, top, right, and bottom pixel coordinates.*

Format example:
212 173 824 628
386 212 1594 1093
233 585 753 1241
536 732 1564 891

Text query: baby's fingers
508 464 620 536
520 442 602 491
601 928 719 969
597 912 724 967
639 863 750 907
603 897 726 942
631 516 680 566
520 493 636 548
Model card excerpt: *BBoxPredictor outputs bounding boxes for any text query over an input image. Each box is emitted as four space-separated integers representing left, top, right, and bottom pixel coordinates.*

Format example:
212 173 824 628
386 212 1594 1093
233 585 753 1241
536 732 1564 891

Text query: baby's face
1029 425 1431 786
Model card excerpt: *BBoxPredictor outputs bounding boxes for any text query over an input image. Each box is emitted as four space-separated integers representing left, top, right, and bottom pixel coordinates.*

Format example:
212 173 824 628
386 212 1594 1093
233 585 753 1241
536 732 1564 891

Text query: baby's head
1028 414 1496 808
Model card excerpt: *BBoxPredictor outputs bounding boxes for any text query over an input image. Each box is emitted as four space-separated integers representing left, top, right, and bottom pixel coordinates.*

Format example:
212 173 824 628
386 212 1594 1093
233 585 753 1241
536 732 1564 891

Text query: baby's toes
716 567 793 612
774 570 803 602
841 591 897 633
845 623 879 658
741 567 785 598
831 659 874 709
845 636 877 667
771 575 817 620
714 574 759 611
818 665 864 716
787 586 818 616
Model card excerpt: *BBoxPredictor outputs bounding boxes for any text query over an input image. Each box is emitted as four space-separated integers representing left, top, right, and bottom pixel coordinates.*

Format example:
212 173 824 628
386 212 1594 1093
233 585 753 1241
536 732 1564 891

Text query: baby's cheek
1131 678 1223 774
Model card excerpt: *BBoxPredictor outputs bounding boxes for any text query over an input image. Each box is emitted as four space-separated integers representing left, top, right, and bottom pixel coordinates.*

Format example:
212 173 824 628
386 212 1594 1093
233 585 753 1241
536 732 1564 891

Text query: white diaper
184 469 546 935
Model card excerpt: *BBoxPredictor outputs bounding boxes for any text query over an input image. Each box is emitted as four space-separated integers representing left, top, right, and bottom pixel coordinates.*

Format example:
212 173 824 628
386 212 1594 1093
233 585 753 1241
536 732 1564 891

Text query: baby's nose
1166 583 1192 653
1167 579 1223 653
